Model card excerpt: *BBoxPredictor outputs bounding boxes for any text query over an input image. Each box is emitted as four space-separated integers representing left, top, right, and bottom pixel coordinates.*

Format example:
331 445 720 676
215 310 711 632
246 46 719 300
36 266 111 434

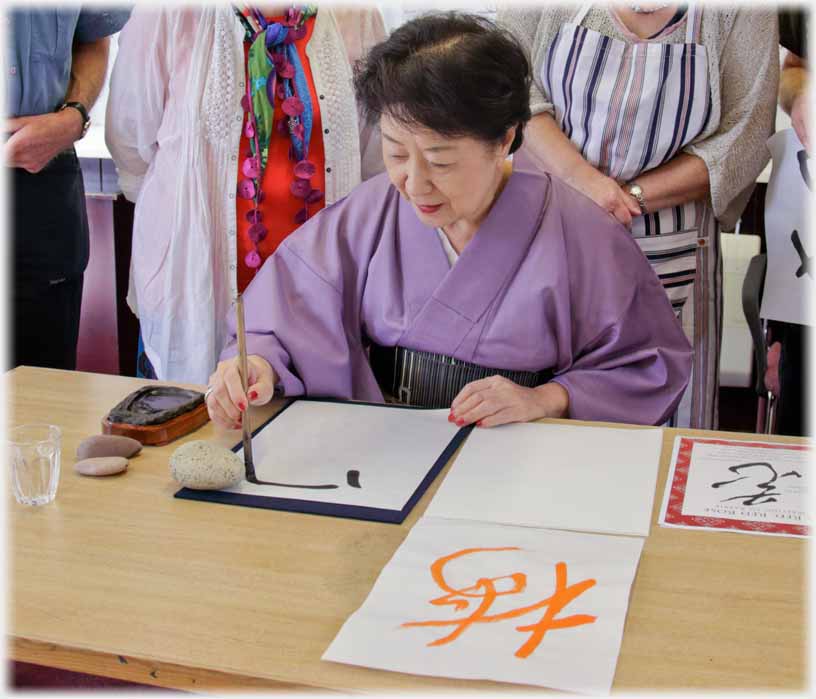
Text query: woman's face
380 113 512 238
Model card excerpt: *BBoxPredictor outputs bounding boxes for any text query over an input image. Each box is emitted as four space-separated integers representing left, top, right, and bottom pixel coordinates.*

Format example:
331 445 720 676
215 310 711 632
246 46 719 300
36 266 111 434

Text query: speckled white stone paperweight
170 440 244 490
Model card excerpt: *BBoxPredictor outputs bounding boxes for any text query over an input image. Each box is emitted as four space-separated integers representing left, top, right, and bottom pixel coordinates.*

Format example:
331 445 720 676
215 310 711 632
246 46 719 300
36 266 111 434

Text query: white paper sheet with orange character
323 517 644 694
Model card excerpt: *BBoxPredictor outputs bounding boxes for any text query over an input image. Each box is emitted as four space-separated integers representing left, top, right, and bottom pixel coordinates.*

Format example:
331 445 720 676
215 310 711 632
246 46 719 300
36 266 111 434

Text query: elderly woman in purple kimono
205 12 692 431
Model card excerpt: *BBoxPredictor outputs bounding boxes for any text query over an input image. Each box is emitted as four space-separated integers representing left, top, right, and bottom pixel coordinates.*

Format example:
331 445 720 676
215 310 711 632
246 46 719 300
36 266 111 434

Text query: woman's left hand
449 376 569 428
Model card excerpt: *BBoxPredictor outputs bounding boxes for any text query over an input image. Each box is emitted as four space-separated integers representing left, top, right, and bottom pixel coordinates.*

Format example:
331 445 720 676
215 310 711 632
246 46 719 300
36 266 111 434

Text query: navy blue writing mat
174 397 473 524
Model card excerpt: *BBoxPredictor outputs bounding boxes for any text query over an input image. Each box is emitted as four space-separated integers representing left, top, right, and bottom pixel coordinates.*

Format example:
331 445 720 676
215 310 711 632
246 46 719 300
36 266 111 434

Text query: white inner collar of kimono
436 228 460 267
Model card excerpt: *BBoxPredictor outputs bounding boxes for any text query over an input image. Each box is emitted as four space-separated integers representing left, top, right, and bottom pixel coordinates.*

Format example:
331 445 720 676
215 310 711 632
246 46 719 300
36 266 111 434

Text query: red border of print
664 438 809 536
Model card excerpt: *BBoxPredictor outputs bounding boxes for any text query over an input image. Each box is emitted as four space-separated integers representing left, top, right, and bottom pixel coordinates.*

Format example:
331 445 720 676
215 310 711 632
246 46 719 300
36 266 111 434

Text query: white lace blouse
106 6 386 384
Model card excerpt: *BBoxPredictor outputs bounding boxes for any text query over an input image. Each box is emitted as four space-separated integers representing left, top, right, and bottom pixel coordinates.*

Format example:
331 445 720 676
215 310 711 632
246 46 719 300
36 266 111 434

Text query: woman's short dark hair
353 12 532 154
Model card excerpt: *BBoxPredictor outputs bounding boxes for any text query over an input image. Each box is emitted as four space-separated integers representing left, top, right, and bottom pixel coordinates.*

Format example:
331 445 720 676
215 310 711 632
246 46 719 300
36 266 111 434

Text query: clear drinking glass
8 424 62 506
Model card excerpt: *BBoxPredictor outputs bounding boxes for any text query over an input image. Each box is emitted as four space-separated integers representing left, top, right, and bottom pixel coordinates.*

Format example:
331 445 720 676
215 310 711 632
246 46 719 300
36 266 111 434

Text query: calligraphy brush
236 295 328 488
235 294 258 482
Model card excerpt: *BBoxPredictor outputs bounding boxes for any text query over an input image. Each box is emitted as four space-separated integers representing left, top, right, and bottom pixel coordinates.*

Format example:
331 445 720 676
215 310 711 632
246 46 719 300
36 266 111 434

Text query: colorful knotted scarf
233 5 322 269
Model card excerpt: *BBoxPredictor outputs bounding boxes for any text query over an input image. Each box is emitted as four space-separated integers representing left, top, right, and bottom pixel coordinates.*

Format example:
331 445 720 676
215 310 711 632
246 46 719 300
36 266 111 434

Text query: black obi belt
368 344 553 409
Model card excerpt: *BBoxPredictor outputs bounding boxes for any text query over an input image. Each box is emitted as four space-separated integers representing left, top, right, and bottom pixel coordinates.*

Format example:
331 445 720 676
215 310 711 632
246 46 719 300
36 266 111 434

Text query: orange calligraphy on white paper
402 547 597 658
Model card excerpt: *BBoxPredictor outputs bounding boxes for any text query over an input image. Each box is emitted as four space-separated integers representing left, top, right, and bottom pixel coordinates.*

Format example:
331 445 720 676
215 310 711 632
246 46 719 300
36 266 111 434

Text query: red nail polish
249 390 258 400
447 413 455 422
238 402 246 412
456 419 465 427
476 420 484 427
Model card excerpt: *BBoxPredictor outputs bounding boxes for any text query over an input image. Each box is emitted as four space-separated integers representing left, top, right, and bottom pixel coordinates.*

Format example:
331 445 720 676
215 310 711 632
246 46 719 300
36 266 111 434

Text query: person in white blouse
106 4 386 384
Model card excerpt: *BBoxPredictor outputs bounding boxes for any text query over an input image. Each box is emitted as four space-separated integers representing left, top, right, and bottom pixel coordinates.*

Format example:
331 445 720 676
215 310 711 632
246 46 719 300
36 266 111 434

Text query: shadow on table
10 661 179 692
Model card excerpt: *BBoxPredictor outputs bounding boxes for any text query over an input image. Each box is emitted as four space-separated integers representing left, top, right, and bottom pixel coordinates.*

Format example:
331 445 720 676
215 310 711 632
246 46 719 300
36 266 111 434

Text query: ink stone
107 386 204 426
170 440 244 490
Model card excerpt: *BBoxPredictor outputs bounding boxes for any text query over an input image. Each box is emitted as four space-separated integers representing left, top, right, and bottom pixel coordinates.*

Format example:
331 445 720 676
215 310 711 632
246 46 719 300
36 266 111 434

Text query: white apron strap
685 2 701 43
573 3 593 25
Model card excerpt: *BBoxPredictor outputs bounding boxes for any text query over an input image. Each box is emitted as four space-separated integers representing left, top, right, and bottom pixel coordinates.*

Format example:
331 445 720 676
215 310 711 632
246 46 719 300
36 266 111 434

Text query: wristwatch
626 182 648 214
58 101 91 138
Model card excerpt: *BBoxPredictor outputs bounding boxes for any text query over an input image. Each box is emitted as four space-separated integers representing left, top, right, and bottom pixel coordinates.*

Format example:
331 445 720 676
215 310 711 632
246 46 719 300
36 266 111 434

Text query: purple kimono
222 170 692 425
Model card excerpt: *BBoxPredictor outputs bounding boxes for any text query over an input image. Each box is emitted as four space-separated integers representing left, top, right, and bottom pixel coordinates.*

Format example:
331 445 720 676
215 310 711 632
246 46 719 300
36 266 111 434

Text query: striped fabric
544 3 720 428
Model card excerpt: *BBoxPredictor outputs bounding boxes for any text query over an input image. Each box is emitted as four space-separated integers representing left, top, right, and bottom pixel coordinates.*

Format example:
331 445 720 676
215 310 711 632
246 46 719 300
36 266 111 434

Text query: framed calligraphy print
659 436 810 537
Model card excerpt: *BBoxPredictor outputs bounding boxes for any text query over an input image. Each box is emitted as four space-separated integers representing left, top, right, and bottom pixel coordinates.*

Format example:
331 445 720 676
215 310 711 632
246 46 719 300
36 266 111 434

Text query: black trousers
12 275 85 371
10 149 89 371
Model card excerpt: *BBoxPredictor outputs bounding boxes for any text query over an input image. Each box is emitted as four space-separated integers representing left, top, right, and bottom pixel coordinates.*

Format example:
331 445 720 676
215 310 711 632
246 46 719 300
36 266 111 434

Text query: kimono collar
423 169 551 323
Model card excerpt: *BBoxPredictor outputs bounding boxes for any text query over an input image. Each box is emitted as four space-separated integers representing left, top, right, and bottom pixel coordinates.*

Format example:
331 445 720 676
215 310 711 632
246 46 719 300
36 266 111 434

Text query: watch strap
59 102 91 137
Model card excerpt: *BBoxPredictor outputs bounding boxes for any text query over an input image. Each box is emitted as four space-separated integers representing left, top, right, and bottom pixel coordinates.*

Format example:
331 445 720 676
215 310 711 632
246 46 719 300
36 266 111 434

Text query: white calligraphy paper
659 436 810 537
425 422 663 537
323 517 644 694
761 129 814 326
224 400 460 511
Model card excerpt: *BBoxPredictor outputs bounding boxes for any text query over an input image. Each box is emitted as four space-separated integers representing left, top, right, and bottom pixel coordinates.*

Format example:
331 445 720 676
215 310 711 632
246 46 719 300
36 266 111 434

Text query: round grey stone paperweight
170 440 244 490
75 456 129 476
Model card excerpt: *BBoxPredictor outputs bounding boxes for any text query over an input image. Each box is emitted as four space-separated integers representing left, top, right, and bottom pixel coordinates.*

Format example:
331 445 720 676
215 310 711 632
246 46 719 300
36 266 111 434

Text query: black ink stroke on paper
791 230 812 279
711 461 802 506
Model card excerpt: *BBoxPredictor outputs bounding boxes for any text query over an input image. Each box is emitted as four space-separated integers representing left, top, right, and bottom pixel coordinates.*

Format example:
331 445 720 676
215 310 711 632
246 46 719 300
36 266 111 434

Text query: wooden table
7 367 807 693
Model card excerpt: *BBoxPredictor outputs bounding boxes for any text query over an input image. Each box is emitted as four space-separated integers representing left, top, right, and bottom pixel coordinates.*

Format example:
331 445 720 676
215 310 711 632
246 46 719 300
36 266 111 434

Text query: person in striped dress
498 3 779 429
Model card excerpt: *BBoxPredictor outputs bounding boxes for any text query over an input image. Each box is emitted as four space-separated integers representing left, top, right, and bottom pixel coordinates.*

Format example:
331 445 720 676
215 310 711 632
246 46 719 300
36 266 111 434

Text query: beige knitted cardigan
498 5 780 230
